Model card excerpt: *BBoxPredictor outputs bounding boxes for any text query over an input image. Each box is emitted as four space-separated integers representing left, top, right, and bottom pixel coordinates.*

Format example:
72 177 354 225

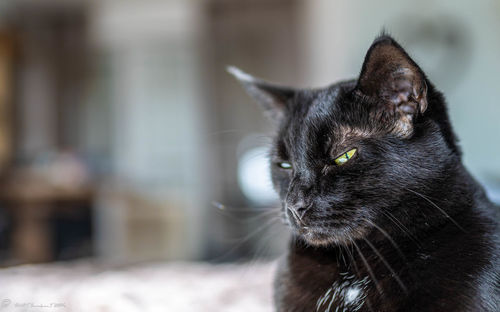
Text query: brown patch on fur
392 113 414 138
337 126 373 146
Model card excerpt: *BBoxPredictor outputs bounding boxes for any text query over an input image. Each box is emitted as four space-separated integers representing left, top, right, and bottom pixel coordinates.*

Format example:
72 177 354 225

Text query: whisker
337 244 348 266
381 211 421 246
405 188 467 233
364 218 408 260
242 224 281 278
239 209 281 223
212 201 281 224
346 239 375 312
215 208 280 224
212 201 280 212
362 237 408 294
211 217 279 262
352 240 384 298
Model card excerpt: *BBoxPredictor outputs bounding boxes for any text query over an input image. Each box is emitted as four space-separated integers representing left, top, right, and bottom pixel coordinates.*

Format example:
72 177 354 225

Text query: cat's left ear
227 66 295 122
356 36 428 136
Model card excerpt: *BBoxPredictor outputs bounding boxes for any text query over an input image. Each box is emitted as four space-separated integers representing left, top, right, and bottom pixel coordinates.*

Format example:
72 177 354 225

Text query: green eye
334 148 357 166
278 162 292 169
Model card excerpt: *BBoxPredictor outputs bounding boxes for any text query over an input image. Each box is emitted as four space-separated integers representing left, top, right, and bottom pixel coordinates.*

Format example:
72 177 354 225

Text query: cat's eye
278 162 292 169
334 148 357 166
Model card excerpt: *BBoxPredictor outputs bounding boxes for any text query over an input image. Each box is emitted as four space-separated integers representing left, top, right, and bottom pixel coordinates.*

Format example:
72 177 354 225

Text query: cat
229 35 500 312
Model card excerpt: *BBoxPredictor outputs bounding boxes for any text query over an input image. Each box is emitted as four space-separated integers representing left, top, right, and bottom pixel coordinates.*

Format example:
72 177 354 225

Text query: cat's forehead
292 82 361 123
294 83 345 118
275 87 388 163
284 83 373 146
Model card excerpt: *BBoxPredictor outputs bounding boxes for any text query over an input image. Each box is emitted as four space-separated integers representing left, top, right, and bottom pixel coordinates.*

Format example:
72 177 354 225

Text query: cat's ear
227 66 295 122
356 36 428 136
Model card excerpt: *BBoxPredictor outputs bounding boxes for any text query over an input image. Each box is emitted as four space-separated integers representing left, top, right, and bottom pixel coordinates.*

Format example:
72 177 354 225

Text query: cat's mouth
284 203 369 246
297 226 354 246
299 228 336 246
285 210 365 246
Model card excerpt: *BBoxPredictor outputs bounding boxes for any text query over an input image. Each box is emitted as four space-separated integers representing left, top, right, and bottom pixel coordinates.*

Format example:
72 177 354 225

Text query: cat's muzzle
286 202 312 228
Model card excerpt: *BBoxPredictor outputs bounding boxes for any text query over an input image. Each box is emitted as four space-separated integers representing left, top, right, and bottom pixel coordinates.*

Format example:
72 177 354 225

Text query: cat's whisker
211 217 279 262
236 209 282 223
381 211 421 246
251 228 275 261
362 237 408 294
253 220 285 261
364 218 407 261
348 239 357 274
212 201 282 224
365 218 421 283
215 208 281 224
346 238 375 312
405 188 467 233
212 201 280 212
242 224 282 278
337 244 347 266
352 240 384 298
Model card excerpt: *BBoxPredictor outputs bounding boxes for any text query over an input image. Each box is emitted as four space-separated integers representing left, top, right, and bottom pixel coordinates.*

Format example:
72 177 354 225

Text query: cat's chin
295 227 360 247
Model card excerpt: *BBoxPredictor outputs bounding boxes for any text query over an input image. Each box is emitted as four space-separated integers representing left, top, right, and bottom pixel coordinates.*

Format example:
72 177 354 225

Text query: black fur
230 35 500 311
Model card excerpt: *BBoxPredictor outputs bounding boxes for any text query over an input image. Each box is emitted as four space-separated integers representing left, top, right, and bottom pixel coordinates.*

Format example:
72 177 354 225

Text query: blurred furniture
0 168 93 263
94 185 189 262
0 4 93 264
0 32 14 169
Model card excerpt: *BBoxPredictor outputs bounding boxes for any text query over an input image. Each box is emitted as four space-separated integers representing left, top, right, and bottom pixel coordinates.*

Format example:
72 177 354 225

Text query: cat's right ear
227 66 294 122
355 36 428 137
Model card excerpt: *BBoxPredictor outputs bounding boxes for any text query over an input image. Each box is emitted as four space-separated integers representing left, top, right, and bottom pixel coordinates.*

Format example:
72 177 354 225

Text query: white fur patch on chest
316 273 369 312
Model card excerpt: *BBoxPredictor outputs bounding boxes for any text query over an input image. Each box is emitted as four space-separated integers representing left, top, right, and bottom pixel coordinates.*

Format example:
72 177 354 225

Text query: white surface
0 261 275 312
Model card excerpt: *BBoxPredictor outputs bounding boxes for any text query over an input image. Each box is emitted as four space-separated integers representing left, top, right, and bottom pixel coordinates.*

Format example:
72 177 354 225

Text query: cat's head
229 35 461 246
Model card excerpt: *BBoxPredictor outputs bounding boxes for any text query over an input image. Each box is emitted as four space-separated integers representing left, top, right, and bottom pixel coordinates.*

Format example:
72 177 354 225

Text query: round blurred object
237 146 277 206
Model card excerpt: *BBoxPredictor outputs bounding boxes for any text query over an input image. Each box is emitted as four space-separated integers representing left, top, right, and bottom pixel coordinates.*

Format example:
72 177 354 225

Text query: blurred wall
0 0 499 265
87 0 211 261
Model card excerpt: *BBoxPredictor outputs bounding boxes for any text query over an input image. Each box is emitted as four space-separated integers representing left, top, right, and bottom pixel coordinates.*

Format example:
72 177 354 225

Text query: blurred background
0 0 499 266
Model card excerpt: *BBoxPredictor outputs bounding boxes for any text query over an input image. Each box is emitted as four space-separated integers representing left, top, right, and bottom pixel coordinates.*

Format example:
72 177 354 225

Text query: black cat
229 35 500 312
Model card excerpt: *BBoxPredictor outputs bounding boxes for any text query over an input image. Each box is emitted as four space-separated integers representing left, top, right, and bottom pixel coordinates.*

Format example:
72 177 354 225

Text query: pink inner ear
396 93 409 103
358 40 428 116
386 77 413 103
382 74 425 115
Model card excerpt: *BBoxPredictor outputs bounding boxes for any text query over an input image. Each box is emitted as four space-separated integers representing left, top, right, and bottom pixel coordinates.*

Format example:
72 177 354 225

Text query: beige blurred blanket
0 261 275 312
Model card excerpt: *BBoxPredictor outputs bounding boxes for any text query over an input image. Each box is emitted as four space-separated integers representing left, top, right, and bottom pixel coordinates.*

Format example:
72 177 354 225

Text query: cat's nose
287 201 312 223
